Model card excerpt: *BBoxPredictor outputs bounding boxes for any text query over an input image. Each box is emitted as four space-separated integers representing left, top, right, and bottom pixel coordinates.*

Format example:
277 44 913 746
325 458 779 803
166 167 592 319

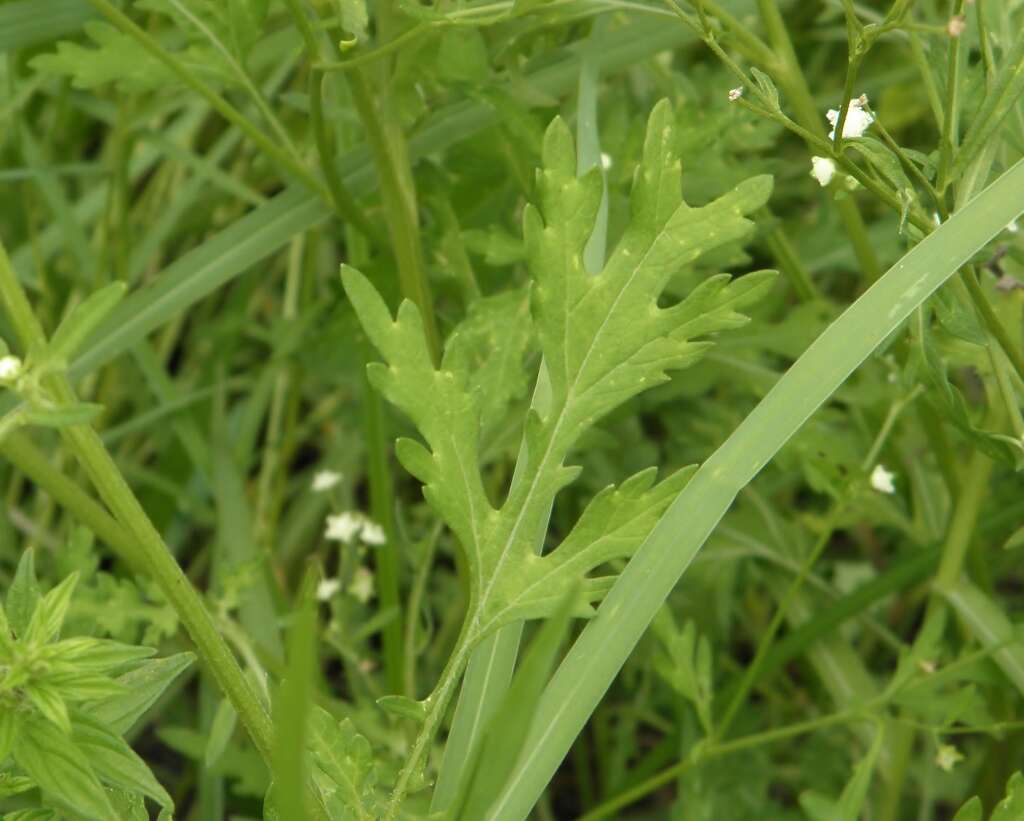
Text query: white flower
348 566 375 604
0 355 22 382
810 156 836 187
599 152 613 171
316 578 342 601
947 15 966 37
311 469 343 492
1007 220 1020 234
826 95 875 140
935 744 963 772
324 511 386 545
870 464 896 494
325 512 362 543
728 86 744 102
360 520 386 546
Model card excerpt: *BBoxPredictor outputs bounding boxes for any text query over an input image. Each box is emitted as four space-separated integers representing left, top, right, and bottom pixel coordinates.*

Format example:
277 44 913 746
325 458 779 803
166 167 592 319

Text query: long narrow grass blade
488 158 1024 821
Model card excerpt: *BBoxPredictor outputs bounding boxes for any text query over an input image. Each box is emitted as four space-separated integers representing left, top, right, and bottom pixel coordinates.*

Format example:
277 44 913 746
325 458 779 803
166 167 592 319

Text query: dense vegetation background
1 0 1023 818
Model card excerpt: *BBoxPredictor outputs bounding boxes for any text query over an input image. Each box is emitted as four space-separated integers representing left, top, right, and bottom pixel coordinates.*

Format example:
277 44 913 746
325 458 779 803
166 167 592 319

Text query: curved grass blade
487 157 1024 821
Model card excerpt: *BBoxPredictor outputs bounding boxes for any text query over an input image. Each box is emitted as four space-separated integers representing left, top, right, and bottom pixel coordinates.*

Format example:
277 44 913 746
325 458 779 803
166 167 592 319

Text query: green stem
86 0 331 204
907 31 945 131
347 69 441 363
761 213 820 301
938 0 967 193
280 0 381 241
832 51 864 154
988 343 1024 440
749 0 883 282
933 447 993 593
0 240 276 765
961 265 1024 382
385 632 476 818
403 524 441 697
364 366 405 696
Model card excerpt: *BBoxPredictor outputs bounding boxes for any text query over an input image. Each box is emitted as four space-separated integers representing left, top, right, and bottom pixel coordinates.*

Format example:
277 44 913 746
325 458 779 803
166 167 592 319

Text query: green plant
1 0 1023 818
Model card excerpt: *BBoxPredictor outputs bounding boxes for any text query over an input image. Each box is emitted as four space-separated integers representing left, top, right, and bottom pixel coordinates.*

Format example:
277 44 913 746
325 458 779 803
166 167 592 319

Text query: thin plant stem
254 237 303 559
961 265 1024 382
0 238 276 765
761 213 820 301
832 52 864 154
933 447 993 594
988 344 1024 440
280 0 382 241
403 523 442 697
385 631 476 818
975 0 995 84
347 68 442 363
938 0 967 193
907 31 945 131
364 365 405 696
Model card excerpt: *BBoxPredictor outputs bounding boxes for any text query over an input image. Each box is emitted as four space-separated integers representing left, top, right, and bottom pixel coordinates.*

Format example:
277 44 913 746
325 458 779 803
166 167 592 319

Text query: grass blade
487 157 1024 821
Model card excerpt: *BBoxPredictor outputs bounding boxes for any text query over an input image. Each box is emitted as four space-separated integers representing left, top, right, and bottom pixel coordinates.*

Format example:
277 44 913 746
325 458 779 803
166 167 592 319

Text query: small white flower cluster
826 94 874 140
325 511 386 546
727 86 744 102
809 156 836 187
0 355 22 383
311 469 343 492
870 464 896 494
316 567 375 604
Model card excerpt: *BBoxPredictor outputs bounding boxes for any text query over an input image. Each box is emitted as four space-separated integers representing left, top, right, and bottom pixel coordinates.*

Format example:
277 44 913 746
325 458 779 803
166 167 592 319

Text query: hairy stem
0 239 276 765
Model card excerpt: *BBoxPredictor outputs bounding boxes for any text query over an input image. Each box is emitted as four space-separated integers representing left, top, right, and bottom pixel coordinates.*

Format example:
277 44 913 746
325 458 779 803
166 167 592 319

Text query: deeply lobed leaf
343 100 774 639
